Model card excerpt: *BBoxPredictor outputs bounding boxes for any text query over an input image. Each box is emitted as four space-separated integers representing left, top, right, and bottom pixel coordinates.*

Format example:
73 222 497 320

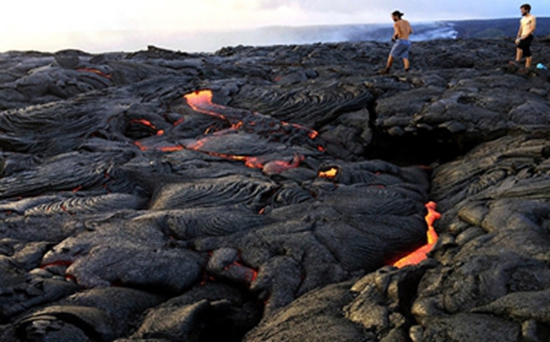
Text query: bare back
394 20 412 40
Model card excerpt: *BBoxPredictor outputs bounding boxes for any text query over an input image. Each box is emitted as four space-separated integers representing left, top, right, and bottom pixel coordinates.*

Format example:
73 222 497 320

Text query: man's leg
380 55 394 74
516 47 523 63
403 58 410 71
525 57 532 68
386 55 394 70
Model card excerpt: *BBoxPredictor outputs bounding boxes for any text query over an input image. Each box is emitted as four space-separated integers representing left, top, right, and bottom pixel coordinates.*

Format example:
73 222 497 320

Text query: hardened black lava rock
0 36 549 341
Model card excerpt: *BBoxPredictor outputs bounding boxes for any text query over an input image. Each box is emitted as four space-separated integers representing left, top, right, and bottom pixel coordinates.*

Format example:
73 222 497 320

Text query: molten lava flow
282 122 319 140
130 119 167 137
77 68 111 79
244 156 265 169
133 90 313 172
224 260 259 283
158 145 184 152
134 141 147 151
184 90 227 120
185 143 303 174
393 201 441 268
41 260 73 269
184 90 320 142
262 154 304 175
318 168 339 179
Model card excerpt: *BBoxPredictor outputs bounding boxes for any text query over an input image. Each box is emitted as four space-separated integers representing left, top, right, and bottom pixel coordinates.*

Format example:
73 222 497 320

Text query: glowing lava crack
393 201 441 268
133 89 322 174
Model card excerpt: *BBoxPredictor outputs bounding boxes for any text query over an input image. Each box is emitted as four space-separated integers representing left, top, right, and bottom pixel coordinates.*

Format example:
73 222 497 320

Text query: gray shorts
390 39 411 59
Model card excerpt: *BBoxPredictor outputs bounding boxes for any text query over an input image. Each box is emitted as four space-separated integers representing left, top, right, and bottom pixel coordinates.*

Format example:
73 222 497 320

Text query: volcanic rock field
0 36 550 341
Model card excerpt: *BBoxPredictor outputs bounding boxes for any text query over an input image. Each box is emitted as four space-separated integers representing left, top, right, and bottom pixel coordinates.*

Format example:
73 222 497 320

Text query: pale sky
1 0 549 52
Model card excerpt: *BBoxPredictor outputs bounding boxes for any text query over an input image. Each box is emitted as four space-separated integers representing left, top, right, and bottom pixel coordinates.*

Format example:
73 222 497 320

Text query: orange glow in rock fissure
130 119 157 131
185 145 303 174
180 89 311 174
244 156 264 169
393 201 441 268
134 141 147 151
184 90 227 120
158 145 184 152
184 90 320 141
282 122 319 140
262 154 303 175
318 168 338 179
77 68 111 79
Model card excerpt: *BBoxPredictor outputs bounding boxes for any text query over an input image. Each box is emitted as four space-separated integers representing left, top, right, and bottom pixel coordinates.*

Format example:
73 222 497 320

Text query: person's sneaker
508 60 520 67
379 67 390 75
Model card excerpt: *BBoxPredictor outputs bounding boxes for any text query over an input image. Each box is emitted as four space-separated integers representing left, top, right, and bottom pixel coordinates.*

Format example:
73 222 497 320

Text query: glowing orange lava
184 144 302 174
130 119 157 130
138 89 315 175
240 156 262 169
134 141 147 151
77 68 111 79
262 154 303 175
318 168 339 179
158 146 184 152
393 201 441 268
282 122 319 140
41 260 73 269
184 89 320 141
184 90 227 120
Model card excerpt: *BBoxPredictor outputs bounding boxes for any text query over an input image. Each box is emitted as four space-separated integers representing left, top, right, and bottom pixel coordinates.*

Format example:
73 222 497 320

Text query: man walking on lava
381 10 413 74
512 3 536 68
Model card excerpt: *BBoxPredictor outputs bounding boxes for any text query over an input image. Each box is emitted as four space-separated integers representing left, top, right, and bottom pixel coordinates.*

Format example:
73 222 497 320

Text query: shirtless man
512 4 536 68
381 10 413 74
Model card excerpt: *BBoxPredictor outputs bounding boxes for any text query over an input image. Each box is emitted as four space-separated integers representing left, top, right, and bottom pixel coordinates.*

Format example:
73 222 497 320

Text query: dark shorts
390 39 411 59
518 34 534 57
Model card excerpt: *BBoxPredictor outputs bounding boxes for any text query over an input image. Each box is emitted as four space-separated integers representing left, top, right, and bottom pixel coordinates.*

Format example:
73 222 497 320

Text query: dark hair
392 10 404 18
520 4 531 12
